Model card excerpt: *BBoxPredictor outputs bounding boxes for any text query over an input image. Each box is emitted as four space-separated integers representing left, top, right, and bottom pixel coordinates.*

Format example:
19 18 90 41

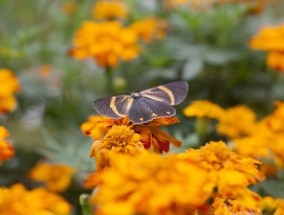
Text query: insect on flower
93 81 188 124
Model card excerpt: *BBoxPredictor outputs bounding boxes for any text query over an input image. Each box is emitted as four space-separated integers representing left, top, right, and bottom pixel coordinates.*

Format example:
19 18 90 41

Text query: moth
93 81 188 124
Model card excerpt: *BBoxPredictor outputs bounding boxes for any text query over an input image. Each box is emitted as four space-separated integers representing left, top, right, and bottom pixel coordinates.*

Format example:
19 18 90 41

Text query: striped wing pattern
140 81 188 105
93 81 188 124
93 95 133 119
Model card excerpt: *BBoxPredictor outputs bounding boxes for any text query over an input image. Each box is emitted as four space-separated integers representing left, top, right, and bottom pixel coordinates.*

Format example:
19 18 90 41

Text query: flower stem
79 194 92 215
105 66 113 94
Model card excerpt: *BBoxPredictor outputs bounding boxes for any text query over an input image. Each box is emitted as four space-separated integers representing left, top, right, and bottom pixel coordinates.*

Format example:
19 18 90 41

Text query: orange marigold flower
249 24 284 71
87 152 216 215
163 0 189 9
212 190 262 215
92 0 128 20
163 0 218 11
0 183 72 215
82 116 181 170
233 136 271 158
184 101 257 138
216 105 257 138
0 126 14 164
233 101 284 169
0 69 20 114
249 24 284 52
261 196 284 215
69 21 140 67
29 162 76 193
86 141 265 214
38 64 53 78
164 0 274 12
89 124 145 170
183 100 225 119
61 2 77 15
184 141 265 199
130 17 167 43
263 101 284 133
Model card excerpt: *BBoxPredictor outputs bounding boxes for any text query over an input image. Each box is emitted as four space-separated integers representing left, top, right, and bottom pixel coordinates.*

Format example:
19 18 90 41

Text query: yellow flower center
103 125 135 148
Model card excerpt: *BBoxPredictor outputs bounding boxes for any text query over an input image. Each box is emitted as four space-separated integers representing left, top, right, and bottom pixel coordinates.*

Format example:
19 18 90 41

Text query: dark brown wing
140 81 188 105
93 95 133 119
128 97 176 124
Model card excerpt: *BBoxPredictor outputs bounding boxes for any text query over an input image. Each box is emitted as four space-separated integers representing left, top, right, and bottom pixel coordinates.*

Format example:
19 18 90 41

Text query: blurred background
1 0 284 213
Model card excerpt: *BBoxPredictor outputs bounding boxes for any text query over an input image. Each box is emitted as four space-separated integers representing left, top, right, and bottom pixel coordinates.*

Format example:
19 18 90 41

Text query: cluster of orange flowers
69 21 140 68
163 0 275 12
184 100 284 172
83 140 281 214
249 24 284 72
0 126 14 164
0 68 73 214
0 69 20 114
80 108 284 214
130 17 168 43
0 183 71 215
70 0 167 67
92 0 128 20
0 68 19 165
29 162 76 193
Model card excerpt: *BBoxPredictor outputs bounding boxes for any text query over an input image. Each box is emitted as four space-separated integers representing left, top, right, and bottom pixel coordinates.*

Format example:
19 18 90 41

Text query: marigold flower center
103 125 135 148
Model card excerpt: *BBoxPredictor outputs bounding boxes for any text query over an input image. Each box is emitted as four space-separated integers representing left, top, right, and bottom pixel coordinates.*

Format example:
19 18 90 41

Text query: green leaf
204 49 240 65
257 179 284 198
182 59 204 80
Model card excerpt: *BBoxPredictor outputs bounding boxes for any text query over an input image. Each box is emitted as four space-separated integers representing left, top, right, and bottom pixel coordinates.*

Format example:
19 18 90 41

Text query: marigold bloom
184 101 257 138
212 190 262 215
261 197 284 215
90 125 145 170
0 69 20 114
130 17 167 43
233 136 271 158
70 21 140 67
267 51 284 71
81 116 181 170
164 0 274 11
188 100 284 171
216 105 257 138
29 162 75 192
249 24 284 71
86 141 265 214
61 2 77 15
163 0 217 10
233 101 284 169
87 152 216 215
183 100 225 119
92 0 128 20
0 183 72 215
0 126 14 164
184 141 265 199
249 24 284 52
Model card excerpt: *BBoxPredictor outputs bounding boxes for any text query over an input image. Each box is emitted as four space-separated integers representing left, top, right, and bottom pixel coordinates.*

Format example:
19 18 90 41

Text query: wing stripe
126 97 134 111
158 86 175 105
141 93 164 102
110 96 125 117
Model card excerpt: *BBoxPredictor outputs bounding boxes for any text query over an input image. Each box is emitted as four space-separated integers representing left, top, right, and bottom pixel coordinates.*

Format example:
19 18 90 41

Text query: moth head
131 92 141 99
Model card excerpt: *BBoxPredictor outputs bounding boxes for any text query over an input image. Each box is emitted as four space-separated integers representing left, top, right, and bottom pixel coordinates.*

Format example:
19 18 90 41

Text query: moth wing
128 97 176 124
140 81 188 105
93 95 133 119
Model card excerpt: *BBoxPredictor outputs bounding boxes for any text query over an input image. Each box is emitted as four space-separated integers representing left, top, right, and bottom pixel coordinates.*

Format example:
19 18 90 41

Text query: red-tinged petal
135 127 152 149
150 126 181 148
